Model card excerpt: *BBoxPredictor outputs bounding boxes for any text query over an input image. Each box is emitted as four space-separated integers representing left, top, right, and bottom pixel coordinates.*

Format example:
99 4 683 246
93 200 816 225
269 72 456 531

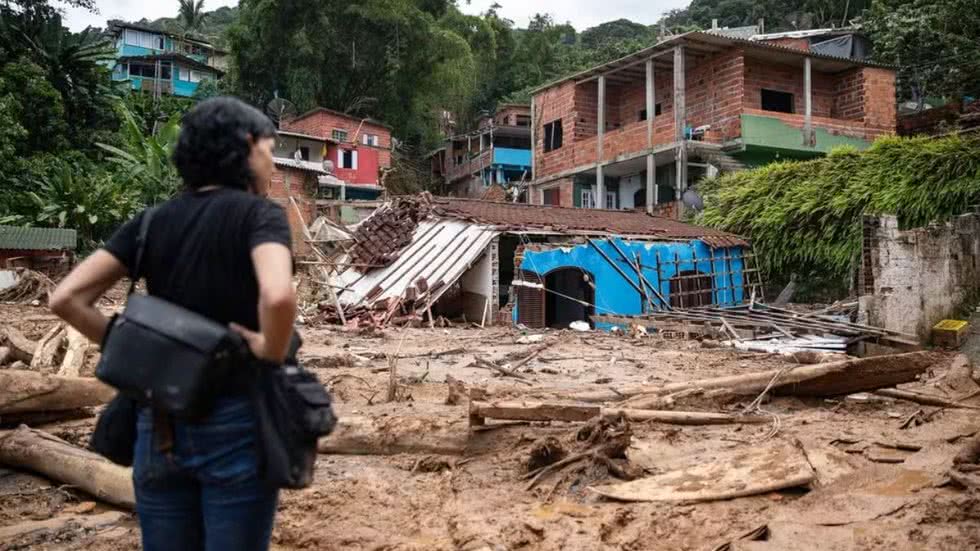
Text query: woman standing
49 97 296 551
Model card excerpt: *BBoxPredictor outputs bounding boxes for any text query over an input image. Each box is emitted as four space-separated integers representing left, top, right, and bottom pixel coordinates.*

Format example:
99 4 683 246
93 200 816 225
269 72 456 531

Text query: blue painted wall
514 238 746 325
493 147 531 168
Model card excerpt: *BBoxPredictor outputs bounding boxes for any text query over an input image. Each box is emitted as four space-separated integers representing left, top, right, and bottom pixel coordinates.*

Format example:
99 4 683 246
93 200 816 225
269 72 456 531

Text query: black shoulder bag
95 207 245 419
250 333 338 489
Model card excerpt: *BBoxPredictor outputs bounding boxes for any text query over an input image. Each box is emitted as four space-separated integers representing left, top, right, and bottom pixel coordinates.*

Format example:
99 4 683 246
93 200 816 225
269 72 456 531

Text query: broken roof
0 226 77 251
429 198 747 248
532 30 893 94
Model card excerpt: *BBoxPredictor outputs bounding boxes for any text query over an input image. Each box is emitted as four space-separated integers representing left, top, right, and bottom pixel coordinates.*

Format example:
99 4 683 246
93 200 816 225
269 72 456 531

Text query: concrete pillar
673 45 687 217
529 97 536 204
645 58 656 213
597 75 606 209
803 56 813 146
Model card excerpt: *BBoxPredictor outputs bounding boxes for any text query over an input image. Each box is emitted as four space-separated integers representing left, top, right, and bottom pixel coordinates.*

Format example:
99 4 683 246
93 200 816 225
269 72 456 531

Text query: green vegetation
697 134 980 282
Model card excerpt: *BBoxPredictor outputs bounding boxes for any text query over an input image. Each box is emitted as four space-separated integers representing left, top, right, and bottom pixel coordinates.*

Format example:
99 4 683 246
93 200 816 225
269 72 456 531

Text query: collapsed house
324 195 760 329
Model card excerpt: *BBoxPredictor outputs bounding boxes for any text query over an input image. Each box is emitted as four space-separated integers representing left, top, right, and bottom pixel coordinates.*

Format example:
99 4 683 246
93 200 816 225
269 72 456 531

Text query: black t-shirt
104 188 292 331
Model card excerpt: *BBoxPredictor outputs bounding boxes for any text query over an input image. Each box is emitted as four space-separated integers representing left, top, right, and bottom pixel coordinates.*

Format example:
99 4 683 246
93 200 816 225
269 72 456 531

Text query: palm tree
178 0 207 36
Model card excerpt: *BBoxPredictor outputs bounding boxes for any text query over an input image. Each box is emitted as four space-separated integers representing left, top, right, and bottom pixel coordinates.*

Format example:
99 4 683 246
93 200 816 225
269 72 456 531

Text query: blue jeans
133 397 279 551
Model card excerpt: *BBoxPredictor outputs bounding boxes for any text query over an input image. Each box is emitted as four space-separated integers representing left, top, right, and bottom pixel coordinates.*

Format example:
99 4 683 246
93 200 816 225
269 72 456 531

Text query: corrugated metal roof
0 226 77 251
336 219 499 310
273 157 330 174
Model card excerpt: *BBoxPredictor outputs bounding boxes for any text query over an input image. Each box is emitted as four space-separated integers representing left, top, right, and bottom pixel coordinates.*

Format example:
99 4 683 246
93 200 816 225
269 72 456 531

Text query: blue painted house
106 21 226 98
431 104 533 200
340 197 754 330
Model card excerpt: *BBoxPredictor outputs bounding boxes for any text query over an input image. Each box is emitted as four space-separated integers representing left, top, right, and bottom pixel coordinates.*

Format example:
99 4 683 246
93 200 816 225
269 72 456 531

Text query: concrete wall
514 238 746 324
459 249 494 324
859 213 980 339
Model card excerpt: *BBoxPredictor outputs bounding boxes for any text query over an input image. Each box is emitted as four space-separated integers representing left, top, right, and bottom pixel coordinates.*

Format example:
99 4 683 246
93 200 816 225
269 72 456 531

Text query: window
638 103 663 121
362 134 379 147
298 147 310 161
581 190 595 209
543 120 563 152
340 149 358 170
605 191 618 210
178 67 189 81
515 115 531 127
129 63 170 79
332 129 349 142
189 70 205 83
669 270 714 308
125 29 164 50
761 89 794 114
542 188 561 206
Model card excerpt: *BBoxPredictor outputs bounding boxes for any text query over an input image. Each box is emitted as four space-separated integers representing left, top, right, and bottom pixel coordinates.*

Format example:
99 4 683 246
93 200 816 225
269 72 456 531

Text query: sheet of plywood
590 441 814 503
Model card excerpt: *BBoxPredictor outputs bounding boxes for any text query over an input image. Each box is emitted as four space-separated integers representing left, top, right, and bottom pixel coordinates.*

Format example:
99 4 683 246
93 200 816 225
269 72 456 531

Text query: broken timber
0 426 135 509
318 415 469 456
468 401 770 426
0 371 115 415
559 351 939 403
594 305 921 351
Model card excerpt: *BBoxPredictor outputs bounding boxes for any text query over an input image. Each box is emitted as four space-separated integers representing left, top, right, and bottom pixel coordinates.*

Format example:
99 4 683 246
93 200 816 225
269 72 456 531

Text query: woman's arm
230 242 296 363
49 250 128 344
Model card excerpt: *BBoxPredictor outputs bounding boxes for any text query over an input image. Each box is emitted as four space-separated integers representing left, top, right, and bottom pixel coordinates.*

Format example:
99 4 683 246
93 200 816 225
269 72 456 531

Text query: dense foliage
697 135 980 281
0 0 184 249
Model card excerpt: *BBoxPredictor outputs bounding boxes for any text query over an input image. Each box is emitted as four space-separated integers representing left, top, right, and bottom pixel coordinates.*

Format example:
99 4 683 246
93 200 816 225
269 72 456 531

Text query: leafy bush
698 134 980 280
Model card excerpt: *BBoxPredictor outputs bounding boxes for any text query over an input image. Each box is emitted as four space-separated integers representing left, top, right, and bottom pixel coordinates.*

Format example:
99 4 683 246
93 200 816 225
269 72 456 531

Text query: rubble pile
346 195 432 269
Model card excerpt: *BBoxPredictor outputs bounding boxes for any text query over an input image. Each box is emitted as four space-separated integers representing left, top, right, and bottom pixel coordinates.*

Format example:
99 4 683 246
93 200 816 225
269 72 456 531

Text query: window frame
761 89 795 114
332 128 349 142
543 119 563 152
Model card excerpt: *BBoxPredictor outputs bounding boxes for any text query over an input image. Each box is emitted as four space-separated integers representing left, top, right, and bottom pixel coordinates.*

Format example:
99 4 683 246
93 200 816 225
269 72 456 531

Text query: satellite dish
322 159 335 173
266 96 297 128
682 189 704 212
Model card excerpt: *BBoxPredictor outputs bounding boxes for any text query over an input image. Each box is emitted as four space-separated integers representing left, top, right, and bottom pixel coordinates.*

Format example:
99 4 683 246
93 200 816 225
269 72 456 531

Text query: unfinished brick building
529 31 896 215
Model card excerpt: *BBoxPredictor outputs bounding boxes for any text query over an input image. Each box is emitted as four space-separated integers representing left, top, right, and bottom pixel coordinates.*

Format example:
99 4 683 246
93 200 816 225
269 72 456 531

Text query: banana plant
97 102 182 205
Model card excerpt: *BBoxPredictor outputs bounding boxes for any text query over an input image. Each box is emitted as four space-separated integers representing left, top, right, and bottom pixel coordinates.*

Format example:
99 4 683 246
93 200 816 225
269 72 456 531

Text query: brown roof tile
430 198 747 248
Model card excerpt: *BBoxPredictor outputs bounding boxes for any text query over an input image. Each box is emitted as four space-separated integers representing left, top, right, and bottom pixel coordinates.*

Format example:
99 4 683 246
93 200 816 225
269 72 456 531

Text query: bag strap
129 206 159 295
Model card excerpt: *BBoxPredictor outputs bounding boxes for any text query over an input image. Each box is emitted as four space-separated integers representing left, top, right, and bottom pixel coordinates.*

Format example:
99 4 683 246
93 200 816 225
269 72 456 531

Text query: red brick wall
535 178 574 206
282 109 393 186
743 58 834 118
267 166 316 255
534 50 746 181
760 37 811 51
833 68 865 121
863 68 896 134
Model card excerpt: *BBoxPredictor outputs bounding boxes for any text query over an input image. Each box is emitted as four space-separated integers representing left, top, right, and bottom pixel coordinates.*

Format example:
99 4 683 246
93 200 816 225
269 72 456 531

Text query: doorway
545 267 595 329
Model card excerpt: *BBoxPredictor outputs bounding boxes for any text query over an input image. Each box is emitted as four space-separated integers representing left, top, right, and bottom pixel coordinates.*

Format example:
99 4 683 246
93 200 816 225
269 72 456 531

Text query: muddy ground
2 301 980 551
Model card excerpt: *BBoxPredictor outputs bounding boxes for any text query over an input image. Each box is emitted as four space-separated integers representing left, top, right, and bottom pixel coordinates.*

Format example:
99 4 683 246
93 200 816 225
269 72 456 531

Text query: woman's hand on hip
230 323 283 363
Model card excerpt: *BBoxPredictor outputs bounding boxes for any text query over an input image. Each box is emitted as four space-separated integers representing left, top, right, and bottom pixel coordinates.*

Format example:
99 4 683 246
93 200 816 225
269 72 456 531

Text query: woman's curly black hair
174 97 277 191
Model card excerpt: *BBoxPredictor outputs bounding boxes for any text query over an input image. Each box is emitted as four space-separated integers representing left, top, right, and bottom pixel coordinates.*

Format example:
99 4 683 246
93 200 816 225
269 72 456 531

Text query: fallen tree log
468 401 770 426
30 323 65 371
567 351 940 403
1 326 36 363
0 370 115 415
0 511 127 541
0 425 134 509
58 327 90 378
318 415 469 456
873 388 980 410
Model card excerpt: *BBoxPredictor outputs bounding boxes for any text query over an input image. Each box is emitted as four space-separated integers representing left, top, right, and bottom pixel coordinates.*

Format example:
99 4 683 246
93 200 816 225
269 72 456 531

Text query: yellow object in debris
934 319 969 332
932 319 969 348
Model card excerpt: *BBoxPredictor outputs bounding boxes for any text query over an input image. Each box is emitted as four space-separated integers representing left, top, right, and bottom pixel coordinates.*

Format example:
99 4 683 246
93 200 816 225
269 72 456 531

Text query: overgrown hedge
697 134 980 281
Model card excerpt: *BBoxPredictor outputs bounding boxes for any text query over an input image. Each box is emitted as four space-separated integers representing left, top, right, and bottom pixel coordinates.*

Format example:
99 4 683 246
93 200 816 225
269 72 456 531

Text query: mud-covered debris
527 436 566 472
